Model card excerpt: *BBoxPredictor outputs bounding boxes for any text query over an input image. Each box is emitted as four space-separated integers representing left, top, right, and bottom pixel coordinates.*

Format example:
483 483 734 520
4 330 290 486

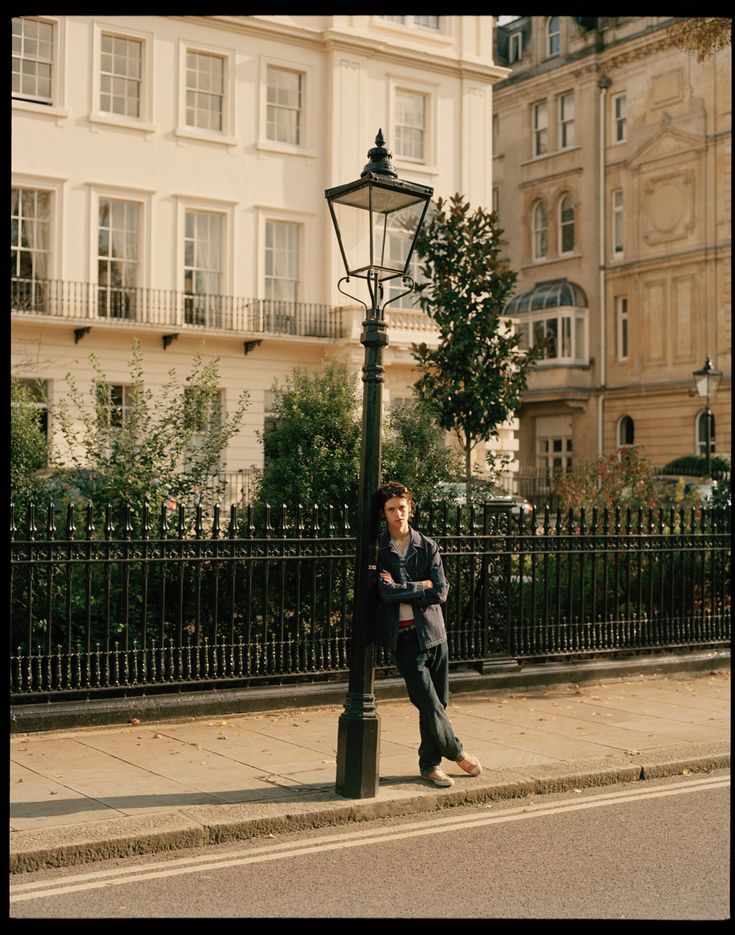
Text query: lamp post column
335 271 385 799
704 397 711 478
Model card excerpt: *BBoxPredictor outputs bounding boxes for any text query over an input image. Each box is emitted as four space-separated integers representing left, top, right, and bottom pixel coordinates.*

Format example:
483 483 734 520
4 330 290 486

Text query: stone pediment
627 123 704 170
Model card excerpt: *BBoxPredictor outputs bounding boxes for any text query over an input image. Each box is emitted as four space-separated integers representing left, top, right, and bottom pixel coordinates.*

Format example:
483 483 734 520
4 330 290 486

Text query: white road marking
10 775 729 903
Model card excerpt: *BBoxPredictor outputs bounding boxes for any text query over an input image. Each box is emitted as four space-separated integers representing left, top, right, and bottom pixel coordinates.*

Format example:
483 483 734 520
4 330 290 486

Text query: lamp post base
335 694 381 798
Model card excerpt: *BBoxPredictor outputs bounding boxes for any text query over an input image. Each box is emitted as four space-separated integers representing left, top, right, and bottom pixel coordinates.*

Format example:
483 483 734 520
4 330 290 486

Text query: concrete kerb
10 748 730 874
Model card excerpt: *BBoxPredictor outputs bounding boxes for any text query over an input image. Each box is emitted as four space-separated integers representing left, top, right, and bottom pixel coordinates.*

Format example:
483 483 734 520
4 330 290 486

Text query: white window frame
255 205 316 311
264 219 301 306
176 40 236 146
15 378 51 452
532 100 548 157
518 310 588 365
374 16 450 42
393 88 428 164
12 15 67 117
546 16 561 58
508 30 523 63
97 196 142 320
612 188 624 258
559 91 575 149
11 186 52 303
90 22 154 132
537 435 573 476
616 296 629 360
185 49 225 133
265 65 303 147
258 56 313 157
12 16 54 106
559 194 575 256
174 196 235 327
87 185 151 300
532 201 548 260
99 33 143 120
95 382 133 432
612 93 627 144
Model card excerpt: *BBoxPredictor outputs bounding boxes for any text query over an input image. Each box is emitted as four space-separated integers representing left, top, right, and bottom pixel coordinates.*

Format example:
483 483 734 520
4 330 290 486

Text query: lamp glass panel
329 186 425 280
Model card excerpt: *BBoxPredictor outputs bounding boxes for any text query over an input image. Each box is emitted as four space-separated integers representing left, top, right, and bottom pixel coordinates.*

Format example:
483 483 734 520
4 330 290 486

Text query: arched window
696 410 716 455
547 16 560 57
559 194 575 254
533 201 548 260
618 415 634 448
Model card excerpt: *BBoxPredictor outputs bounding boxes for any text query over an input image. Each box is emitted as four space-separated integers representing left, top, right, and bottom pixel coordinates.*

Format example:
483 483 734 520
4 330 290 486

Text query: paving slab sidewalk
10 668 730 873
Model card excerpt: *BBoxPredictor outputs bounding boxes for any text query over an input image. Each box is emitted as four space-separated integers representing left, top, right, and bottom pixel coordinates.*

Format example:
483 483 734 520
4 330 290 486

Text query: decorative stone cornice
173 15 508 84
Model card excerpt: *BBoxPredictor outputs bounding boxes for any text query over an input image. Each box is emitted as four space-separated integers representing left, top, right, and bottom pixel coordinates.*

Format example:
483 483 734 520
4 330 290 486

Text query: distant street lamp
325 131 432 798
692 355 723 477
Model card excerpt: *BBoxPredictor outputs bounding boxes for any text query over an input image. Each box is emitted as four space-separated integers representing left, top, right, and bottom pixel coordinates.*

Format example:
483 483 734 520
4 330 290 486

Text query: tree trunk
464 443 473 498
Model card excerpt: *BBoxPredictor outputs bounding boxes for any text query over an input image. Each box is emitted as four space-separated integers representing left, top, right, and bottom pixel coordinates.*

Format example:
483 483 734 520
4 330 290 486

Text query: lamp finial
361 130 397 179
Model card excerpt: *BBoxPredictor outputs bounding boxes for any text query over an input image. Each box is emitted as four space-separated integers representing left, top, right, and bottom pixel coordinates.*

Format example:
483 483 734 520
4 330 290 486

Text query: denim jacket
375 526 450 651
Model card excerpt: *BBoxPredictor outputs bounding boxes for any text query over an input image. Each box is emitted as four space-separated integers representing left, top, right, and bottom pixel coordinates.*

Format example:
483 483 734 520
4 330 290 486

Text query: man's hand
379 570 395 585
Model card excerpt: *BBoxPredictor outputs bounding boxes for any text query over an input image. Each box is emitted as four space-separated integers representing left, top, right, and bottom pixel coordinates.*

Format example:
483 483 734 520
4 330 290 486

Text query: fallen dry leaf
129 718 141 725
153 733 162 739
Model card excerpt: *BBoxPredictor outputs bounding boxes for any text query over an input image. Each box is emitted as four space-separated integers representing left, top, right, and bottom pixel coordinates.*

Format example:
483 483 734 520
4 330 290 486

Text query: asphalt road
10 771 730 919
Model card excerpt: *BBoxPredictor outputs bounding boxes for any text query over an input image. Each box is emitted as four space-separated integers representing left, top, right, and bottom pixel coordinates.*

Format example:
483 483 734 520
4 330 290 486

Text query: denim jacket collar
378 526 425 560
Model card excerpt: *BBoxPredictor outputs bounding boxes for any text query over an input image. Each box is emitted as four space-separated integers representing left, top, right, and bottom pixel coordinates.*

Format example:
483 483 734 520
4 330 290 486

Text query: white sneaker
420 767 455 787
456 753 482 776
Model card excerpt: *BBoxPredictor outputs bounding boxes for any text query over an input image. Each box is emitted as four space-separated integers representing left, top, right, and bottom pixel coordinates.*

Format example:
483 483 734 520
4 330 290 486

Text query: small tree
667 17 731 62
52 341 249 516
10 376 50 517
412 194 542 493
255 361 361 513
381 397 462 509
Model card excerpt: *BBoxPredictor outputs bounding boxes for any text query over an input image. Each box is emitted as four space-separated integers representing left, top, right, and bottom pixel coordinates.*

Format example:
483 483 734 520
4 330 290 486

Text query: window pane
186 51 224 131
100 34 142 118
547 16 560 56
395 91 426 161
575 316 585 361
264 220 299 307
266 67 302 145
560 195 575 253
12 16 54 104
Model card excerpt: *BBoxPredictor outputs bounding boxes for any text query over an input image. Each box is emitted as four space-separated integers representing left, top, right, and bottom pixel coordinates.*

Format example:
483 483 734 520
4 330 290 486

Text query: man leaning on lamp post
373 481 483 787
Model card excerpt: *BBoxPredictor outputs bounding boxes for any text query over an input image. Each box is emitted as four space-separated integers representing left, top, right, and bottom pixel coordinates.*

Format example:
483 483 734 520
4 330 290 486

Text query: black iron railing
11 277 346 339
9 501 731 700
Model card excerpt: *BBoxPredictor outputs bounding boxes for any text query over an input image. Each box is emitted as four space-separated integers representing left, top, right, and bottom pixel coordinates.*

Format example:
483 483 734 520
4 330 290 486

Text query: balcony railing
11 277 346 339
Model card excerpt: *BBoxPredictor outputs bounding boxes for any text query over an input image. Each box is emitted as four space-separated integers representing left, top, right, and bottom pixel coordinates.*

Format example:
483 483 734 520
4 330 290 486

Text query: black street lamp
325 131 433 798
692 355 723 477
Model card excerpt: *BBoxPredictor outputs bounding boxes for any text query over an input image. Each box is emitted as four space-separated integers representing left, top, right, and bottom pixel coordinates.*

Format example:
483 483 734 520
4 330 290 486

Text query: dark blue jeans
393 630 464 772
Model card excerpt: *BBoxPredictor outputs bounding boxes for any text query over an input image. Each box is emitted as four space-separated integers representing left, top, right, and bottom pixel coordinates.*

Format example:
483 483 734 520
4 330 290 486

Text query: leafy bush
381 397 461 508
10 376 51 519
255 361 361 513
553 446 701 515
50 341 249 522
661 454 730 478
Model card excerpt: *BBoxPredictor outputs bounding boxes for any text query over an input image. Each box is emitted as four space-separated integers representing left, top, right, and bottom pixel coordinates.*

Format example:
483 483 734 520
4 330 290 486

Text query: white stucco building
12 14 517 497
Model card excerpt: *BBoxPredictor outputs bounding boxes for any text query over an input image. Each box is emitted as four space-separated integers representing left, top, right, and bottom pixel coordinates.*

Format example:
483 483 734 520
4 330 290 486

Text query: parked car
654 474 718 509
434 481 534 517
